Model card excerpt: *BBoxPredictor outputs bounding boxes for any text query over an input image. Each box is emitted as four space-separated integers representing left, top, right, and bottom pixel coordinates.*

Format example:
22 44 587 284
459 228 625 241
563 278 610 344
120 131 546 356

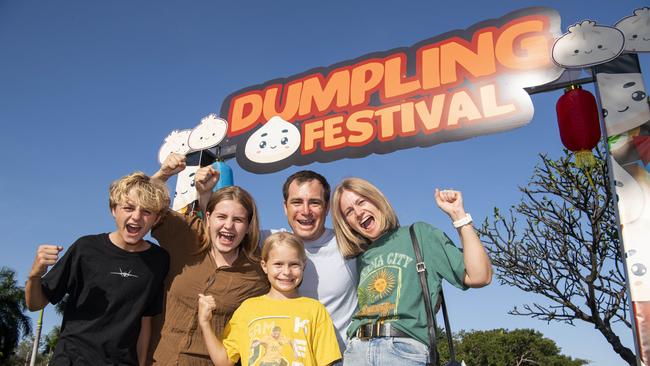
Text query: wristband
452 213 473 228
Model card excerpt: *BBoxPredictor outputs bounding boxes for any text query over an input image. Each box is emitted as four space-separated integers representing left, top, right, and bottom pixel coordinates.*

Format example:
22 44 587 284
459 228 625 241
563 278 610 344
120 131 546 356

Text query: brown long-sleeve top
149 210 269 366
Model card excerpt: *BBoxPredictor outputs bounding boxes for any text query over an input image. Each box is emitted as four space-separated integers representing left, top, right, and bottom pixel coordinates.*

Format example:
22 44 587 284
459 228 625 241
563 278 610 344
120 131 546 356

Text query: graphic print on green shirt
358 259 411 319
349 222 468 345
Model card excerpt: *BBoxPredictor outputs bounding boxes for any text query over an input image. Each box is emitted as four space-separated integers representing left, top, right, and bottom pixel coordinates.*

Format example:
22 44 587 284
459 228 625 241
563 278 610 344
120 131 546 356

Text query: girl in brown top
149 153 269 365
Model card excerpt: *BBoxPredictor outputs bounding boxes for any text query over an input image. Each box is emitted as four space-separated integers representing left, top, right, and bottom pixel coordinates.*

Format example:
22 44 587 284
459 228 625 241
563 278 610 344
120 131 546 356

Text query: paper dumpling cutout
188 114 228 150
616 7 650 53
158 129 193 164
552 20 625 68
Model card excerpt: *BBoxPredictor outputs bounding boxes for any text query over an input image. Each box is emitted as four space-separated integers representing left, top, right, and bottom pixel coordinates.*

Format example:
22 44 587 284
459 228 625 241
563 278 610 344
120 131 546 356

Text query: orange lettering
350 61 384 106
384 55 421 99
299 71 350 118
302 119 325 154
346 110 375 145
496 18 550 70
229 92 263 135
323 116 346 150
440 31 496 85
415 94 445 132
448 90 481 126
262 83 302 122
375 105 400 140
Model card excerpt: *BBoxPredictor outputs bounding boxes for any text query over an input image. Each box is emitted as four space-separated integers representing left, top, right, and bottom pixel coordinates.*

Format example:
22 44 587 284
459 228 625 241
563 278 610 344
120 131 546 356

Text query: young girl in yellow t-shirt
198 232 342 366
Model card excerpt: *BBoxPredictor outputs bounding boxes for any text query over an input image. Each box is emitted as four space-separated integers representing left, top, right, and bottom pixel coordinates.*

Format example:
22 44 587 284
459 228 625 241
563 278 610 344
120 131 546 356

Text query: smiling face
244 116 301 164
205 199 250 260
284 179 327 242
110 190 159 251
599 72 650 136
261 243 305 298
552 21 624 68
172 165 199 211
158 129 193 164
616 8 650 52
188 114 228 150
338 189 384 241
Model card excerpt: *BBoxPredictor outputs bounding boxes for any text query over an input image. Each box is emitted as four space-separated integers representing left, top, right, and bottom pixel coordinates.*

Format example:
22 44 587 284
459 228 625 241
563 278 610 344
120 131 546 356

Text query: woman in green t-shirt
330 177 493 366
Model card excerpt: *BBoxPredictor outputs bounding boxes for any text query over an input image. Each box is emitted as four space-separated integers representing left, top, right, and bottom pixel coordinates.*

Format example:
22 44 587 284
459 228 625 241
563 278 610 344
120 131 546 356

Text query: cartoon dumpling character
552 20 625 68
188 114 228 151
172 165 199 211
244 116 301 164
616 7 650 53
598 72 650 136
158 129 193 164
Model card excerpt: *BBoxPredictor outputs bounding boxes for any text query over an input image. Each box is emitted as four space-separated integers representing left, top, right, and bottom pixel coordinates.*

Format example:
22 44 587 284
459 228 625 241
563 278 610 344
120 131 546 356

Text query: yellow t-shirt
223 295 342 366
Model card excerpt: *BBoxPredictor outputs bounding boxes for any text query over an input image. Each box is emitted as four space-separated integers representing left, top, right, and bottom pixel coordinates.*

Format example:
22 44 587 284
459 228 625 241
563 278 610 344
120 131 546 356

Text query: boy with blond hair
25 172 170 366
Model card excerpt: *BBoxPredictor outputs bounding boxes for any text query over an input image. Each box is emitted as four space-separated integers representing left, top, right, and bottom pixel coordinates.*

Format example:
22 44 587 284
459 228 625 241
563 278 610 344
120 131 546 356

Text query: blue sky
1 1 647 364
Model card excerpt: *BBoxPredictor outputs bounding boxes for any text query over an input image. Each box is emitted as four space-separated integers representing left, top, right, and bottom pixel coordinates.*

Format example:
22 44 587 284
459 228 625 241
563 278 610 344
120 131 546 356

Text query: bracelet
452 213 473 228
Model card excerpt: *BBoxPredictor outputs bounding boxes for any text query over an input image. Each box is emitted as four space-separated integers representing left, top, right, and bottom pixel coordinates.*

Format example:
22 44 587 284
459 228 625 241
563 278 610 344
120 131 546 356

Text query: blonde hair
261 232 307 264
199 186 260 262
331 177 399 258
109 171 170 216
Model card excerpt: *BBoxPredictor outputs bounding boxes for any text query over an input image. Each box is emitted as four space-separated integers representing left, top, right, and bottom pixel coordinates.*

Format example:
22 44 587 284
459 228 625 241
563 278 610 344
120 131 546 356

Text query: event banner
596 54 650 364
218 7 564 173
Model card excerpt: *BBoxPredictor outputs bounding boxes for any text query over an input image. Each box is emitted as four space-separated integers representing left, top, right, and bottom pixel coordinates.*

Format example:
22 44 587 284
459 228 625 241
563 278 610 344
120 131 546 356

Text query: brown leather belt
355 322 410 340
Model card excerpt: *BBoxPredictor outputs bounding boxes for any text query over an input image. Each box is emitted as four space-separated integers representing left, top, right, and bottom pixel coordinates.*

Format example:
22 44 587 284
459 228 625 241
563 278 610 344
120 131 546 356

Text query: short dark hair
282 170 330 204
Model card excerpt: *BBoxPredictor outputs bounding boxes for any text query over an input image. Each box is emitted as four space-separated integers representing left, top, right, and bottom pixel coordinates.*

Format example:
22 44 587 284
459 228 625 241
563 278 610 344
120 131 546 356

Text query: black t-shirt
41 233 170 366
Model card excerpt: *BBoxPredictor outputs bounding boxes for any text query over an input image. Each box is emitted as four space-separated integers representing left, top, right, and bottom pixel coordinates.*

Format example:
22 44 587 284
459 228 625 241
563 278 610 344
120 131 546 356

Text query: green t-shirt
347 222 468 346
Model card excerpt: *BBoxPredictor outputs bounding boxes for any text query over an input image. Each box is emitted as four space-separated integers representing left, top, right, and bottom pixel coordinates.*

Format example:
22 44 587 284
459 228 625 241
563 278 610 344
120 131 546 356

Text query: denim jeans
343 336 429 366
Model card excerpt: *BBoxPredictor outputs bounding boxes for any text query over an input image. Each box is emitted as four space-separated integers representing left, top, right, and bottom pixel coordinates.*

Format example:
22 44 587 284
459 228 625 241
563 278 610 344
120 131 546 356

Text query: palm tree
0 266 32 363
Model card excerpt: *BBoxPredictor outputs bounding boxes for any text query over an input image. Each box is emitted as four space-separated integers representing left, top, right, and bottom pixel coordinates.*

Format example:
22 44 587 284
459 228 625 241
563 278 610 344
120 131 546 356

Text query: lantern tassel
574 150 597 170
574 150 597 193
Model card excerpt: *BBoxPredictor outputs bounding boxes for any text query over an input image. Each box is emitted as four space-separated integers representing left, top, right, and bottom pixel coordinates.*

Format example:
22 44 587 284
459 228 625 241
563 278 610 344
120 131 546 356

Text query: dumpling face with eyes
158 129 193 164
552 20 625 68
172 165 199 211
616 7 650 52
188 114 228 150
599 73 650 136
244 116 301 164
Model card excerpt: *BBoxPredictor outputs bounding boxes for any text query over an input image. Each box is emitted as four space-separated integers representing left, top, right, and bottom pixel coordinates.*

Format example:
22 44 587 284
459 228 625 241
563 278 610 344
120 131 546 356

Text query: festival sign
218 7 564 173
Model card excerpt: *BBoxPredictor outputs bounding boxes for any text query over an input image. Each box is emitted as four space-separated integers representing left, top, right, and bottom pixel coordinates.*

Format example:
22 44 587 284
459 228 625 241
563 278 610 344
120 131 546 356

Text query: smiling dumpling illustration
188 114 228 150
616 7 650 52
158 129 193 164
552 21 625 68
599 72 650 136
172 165 199 211
244 116 301 164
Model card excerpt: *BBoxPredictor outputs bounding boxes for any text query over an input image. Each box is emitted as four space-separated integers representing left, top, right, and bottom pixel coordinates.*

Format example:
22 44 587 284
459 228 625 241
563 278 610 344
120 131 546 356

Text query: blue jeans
343 337 429 366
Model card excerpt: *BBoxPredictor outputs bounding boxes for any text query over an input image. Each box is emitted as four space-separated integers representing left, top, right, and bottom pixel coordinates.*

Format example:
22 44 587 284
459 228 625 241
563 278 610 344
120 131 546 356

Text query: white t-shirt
262 228 358 352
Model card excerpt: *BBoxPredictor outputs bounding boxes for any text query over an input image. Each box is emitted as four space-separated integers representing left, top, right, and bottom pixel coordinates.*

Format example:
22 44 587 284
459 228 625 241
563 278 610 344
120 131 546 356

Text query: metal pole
29 309 43 366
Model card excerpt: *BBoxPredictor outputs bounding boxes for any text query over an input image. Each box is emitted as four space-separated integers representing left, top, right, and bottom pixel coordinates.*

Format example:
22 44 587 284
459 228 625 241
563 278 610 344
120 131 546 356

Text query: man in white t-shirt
275 170 358 353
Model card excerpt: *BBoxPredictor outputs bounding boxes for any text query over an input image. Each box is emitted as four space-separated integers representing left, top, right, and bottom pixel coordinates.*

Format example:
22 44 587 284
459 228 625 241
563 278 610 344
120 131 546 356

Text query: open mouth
297 218 315 226
219 232 236 242
126 224 141 234
360 216 374 230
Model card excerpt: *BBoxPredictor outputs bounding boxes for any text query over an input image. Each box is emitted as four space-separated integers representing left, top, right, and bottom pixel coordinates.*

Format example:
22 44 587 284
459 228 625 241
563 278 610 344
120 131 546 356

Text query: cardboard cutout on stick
188 114 228 151
616 7 650 53
159 114 227 211
220 7 564 174
552 21 624 68
158 129 193 165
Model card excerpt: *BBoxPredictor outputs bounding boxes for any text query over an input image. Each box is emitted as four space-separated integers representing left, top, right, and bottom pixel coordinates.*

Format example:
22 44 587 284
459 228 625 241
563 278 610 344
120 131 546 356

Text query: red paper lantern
556 84 601 168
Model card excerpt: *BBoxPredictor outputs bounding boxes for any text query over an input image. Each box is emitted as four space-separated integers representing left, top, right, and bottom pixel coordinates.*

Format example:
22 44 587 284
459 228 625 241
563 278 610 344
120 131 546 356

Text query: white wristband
452 213 473 228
